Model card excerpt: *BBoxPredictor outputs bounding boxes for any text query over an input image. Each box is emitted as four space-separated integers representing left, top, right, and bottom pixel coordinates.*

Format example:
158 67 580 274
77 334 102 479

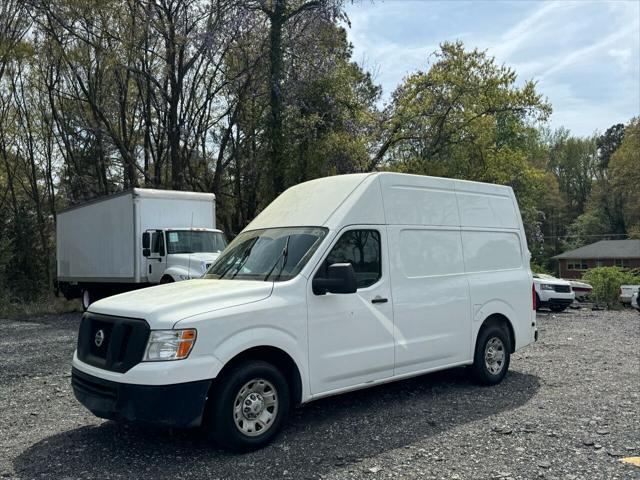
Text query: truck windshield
166 231 228 254
204 227 327 282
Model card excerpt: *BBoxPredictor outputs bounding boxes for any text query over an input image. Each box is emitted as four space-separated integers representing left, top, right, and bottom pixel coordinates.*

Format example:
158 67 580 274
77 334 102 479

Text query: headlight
540 284 555 290
143 329 197 361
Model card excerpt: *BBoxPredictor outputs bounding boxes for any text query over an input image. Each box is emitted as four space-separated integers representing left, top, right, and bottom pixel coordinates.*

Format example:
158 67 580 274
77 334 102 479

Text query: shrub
581 267 640 307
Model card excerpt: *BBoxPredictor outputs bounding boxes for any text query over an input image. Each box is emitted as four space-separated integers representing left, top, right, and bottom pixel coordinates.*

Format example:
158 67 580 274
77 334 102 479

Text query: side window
151 232 165 256
325 230 381 288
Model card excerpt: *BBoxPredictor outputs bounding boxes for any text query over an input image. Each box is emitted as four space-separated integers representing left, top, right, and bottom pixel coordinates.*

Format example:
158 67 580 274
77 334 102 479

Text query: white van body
72 173 537 448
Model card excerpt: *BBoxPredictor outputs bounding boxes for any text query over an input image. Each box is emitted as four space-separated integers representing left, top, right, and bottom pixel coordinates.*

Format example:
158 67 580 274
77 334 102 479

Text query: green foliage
530 262 551 275
581 267 640 307
563 211 607 250
609 118 640 229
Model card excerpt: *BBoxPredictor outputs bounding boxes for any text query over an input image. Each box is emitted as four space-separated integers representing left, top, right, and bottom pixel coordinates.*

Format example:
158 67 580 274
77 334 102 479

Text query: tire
470 323 511 386
160 275 174 284
81 289 92 311
204 360 290 451
550 305 567 313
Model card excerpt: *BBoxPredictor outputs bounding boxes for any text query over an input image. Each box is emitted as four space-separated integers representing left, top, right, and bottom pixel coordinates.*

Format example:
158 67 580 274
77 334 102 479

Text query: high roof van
71 173 537 451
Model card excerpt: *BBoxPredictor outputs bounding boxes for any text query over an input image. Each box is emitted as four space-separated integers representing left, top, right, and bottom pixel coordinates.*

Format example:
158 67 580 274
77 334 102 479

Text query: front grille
71 368 117 400
77 313 150 373
554 285 571 293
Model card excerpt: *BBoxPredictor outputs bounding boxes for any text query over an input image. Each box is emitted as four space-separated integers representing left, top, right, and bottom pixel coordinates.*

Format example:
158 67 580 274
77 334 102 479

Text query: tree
609 118 640 230
246 0 345 196
374 41 551 174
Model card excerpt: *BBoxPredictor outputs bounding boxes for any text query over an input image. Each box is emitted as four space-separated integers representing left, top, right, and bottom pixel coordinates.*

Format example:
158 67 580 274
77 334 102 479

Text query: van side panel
379 174 459 226
456 191 518 229
461 228 532 350
386 226 472 373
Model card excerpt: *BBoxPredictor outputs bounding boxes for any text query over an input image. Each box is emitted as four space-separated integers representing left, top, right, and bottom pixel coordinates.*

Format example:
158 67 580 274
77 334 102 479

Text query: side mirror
143 248 150 257
142 232 150 249
312 263 357 295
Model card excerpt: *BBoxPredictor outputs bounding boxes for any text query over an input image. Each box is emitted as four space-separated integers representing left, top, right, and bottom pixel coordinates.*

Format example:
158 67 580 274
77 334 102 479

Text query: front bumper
72 368 211 428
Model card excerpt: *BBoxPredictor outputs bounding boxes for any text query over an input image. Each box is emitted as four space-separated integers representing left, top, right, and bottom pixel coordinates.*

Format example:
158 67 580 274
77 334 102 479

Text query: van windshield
204 227 327 282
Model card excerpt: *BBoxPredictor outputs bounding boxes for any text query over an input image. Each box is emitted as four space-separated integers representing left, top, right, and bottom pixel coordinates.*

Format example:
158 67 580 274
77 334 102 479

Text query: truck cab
143 228 227 284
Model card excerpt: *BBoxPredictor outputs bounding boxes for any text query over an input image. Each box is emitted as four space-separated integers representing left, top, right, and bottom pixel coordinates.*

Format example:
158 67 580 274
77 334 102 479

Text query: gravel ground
0 308 639 480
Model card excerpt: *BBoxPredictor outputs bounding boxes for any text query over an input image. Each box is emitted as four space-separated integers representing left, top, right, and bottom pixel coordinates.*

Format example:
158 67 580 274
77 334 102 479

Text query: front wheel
470 324 511 385
81 289 92 311
204 360 290 451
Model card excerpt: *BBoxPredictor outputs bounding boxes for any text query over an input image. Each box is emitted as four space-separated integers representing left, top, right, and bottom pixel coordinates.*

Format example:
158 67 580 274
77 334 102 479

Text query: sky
344 0 640 137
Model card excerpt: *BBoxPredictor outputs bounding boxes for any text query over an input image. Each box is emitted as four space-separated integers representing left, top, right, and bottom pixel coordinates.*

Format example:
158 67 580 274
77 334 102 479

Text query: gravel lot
1 308 639 480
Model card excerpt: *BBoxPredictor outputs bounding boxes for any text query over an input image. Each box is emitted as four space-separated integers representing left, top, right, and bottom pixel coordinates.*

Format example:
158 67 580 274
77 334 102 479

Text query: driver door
307 227 395 395
146 230 166 283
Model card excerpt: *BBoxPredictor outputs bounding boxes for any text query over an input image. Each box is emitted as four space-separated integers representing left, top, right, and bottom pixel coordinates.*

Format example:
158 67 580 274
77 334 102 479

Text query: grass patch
0 292 81 318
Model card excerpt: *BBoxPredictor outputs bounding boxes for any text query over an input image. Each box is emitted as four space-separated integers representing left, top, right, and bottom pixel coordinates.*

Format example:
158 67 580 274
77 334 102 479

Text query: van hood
88 279 273 328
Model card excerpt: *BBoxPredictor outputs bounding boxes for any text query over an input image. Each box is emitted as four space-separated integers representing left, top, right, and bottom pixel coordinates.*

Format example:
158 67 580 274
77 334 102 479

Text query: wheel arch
213 345 304 407
478 313 516 353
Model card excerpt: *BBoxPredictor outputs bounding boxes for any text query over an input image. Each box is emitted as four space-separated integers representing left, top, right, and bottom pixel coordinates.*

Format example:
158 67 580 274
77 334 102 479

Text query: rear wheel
550 305 567 312
204 360 289 451
470 323 511 385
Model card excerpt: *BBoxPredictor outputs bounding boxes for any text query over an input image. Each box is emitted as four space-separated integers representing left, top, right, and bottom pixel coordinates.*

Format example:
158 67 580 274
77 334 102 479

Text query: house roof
552 239 640 260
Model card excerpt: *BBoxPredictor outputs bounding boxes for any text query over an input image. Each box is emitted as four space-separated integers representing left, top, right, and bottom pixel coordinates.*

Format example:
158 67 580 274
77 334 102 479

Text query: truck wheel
470 323 511 386
160 275 174 284
81 289 92 311
205 360 289 451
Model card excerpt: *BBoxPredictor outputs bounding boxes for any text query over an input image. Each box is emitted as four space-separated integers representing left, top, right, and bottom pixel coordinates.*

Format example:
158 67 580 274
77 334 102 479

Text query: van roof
244 172 517 232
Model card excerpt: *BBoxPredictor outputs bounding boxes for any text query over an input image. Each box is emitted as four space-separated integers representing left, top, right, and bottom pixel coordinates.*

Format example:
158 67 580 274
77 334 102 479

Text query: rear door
307 227 395 394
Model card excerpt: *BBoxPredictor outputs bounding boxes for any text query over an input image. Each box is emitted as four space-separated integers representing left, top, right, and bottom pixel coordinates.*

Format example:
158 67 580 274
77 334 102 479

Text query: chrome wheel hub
233 378 278 437
484 337 505 375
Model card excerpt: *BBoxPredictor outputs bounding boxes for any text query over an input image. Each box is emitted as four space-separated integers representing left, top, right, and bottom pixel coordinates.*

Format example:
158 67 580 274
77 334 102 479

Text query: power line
540 233 629 240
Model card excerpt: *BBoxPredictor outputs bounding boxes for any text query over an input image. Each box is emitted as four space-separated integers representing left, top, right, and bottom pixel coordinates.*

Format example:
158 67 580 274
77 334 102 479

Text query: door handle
371 297 388 304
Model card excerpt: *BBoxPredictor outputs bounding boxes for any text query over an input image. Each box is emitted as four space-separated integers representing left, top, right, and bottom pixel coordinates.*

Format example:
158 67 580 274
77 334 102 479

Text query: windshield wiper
217 241 255 279
263 236 290 282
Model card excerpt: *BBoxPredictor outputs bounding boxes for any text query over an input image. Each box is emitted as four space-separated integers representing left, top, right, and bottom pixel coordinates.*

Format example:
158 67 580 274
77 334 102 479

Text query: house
552 239 640 279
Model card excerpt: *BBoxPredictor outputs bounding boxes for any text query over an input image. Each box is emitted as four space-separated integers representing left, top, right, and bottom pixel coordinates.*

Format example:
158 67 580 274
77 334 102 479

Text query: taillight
532 283 536 310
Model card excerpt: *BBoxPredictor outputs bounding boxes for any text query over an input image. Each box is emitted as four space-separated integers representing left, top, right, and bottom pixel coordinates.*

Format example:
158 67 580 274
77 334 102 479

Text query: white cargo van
56 188 227 310
71 173 537 451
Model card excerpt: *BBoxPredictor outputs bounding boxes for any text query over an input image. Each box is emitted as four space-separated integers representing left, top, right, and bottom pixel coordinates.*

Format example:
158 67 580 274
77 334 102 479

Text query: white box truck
56 188 227 310
71 173 537 451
